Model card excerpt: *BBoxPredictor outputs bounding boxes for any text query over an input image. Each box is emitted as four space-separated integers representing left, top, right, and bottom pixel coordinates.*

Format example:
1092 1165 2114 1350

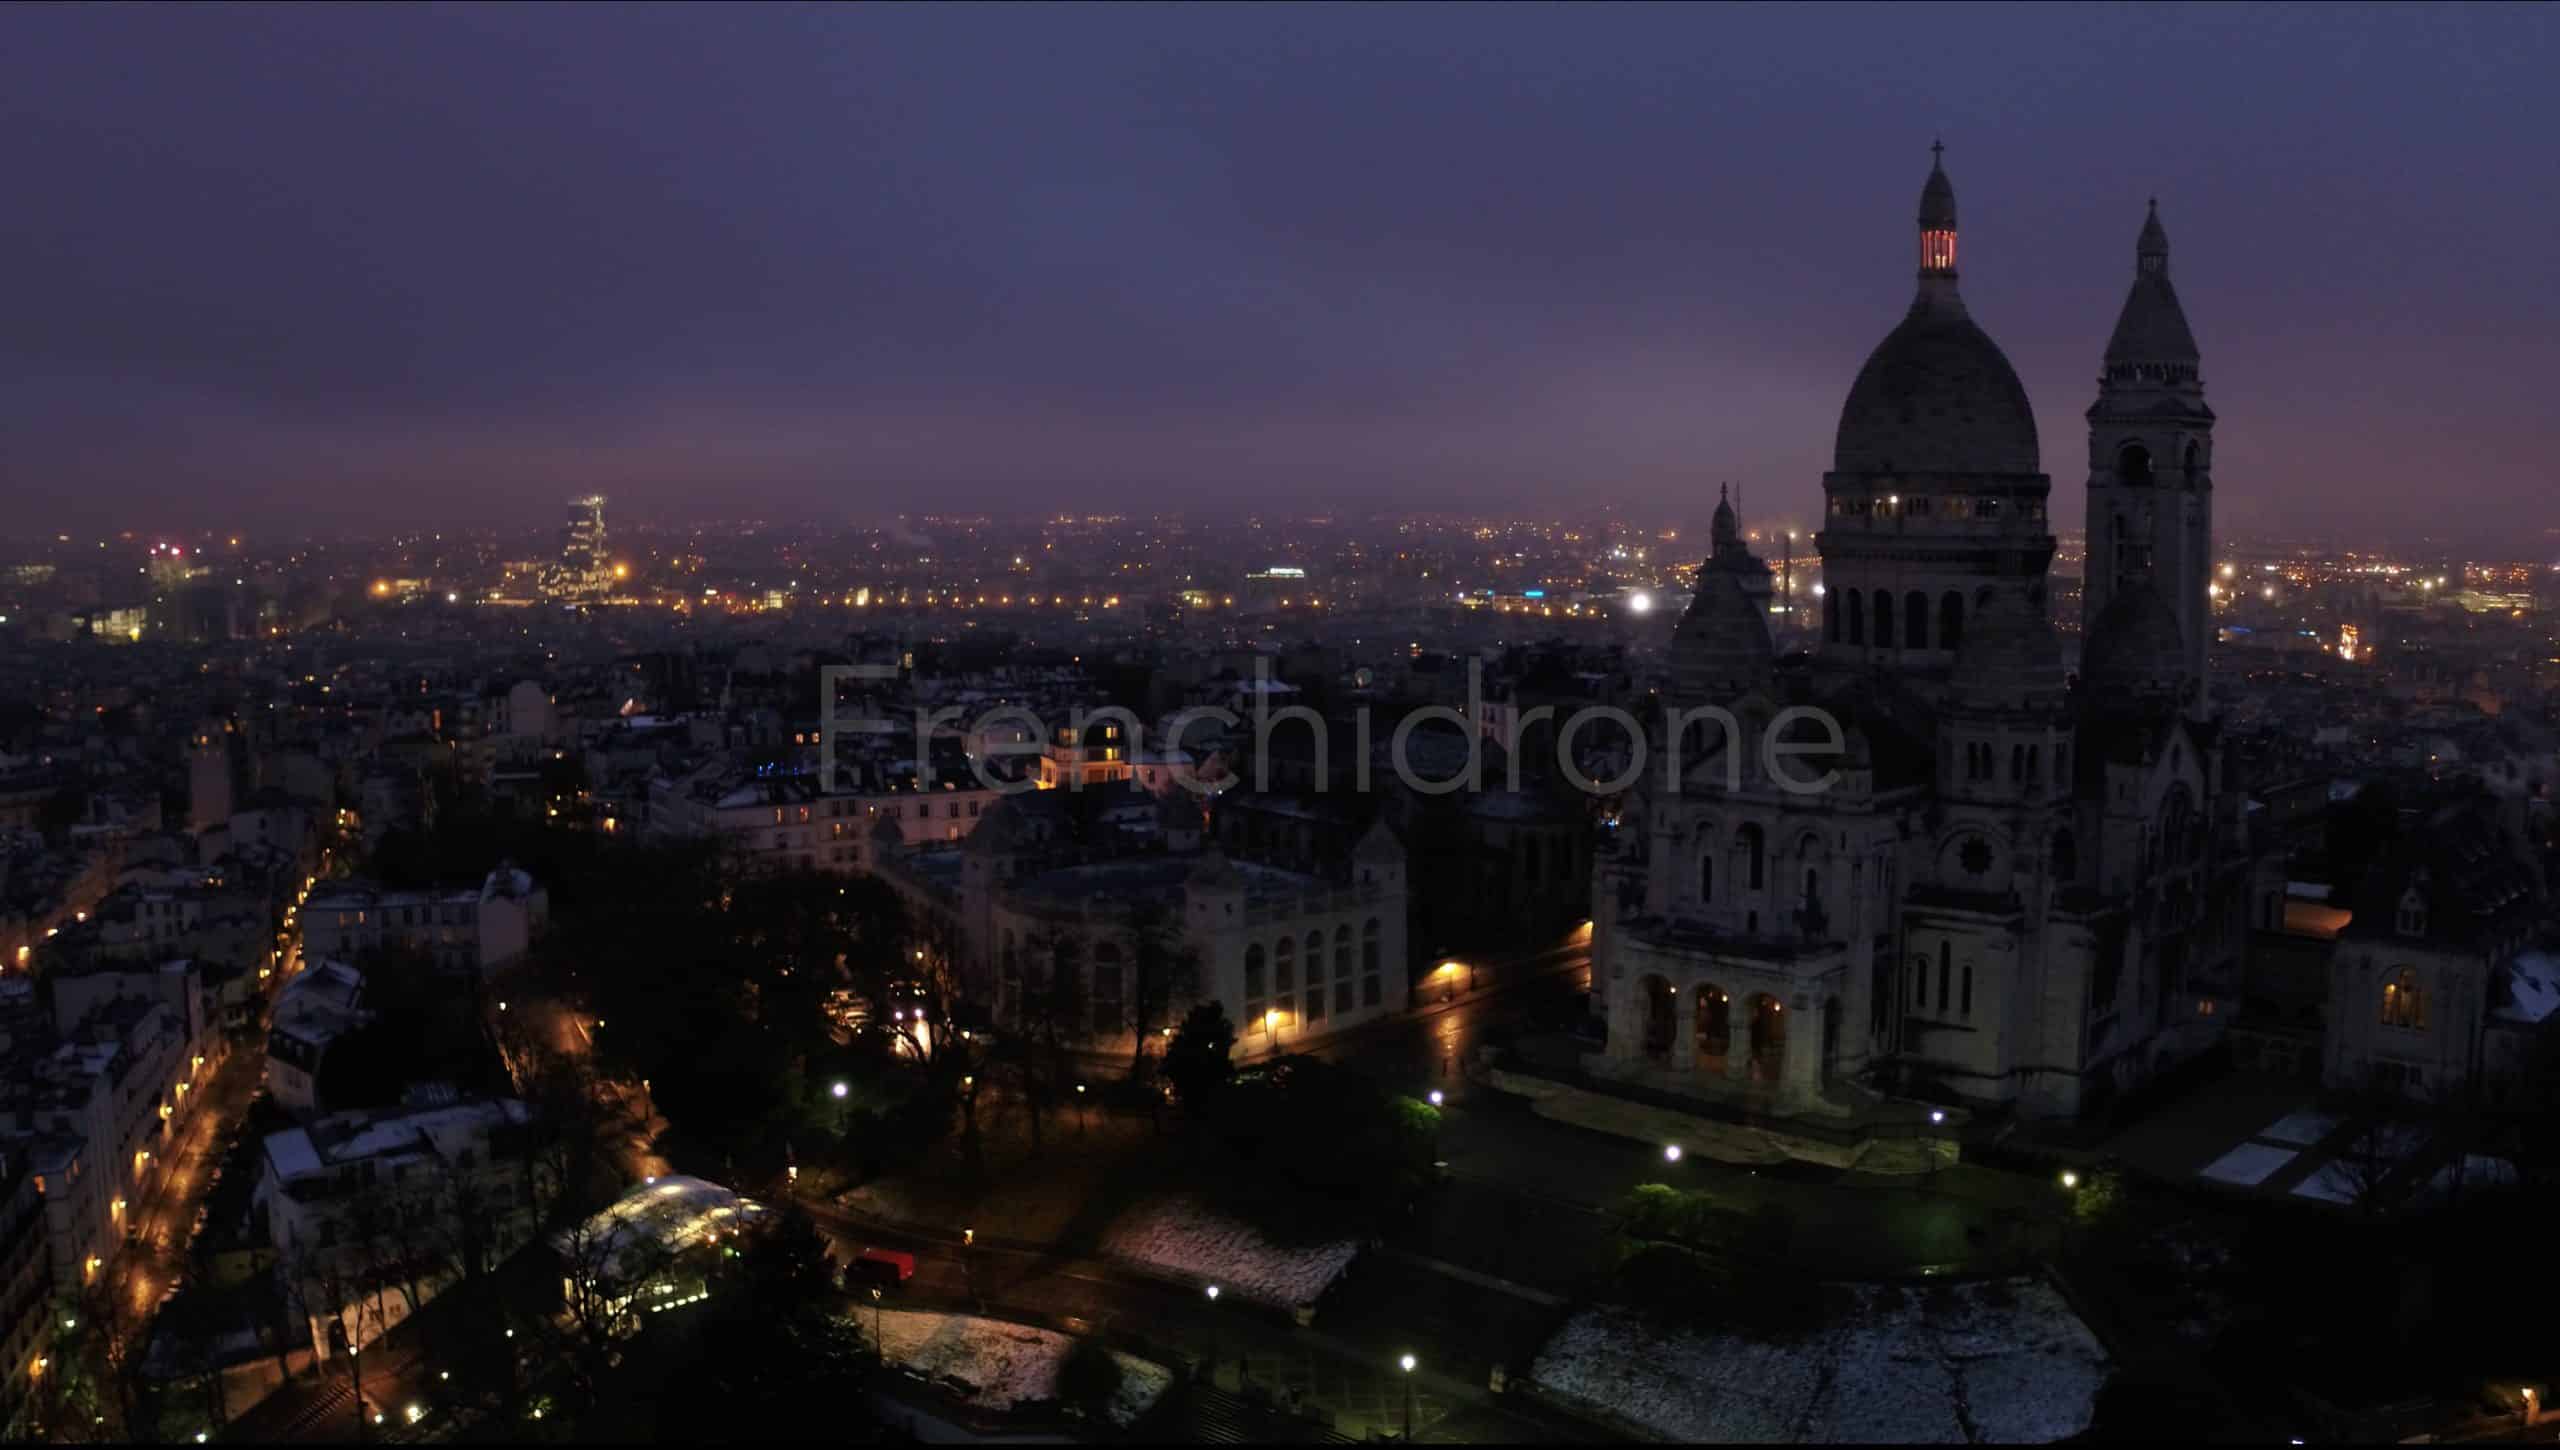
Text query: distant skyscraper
547 494 613 601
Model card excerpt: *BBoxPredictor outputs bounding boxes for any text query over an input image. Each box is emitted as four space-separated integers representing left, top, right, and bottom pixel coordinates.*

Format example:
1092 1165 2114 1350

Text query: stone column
1725 994 1755 1082
1782 990 1822 1107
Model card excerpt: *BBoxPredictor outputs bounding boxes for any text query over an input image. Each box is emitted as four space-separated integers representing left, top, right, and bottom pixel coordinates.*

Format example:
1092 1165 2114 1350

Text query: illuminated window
2380 967 2425 1030
1921 227 1957 272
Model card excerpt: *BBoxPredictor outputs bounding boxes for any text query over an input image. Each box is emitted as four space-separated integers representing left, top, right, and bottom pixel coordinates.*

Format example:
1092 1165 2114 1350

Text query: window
1244 944 1265 1002
2118 442 2152 487
1334 927 1353 981
2380 967 2425 1030
1699 852 1715 904
1912 956 1928 1009
1873 590 1895 648
1275 937 1295 993
2395 888 2428 938
1826 589 1840 643
1905 591 1928 649
1306 986 1326 1023
2053 829 2078 881
1336 979 1353 1014
1845 588 1865 644
1740 824 1766 890
1960 964 1973 1019
1362 917 1383 1006
1938 941 1951 1011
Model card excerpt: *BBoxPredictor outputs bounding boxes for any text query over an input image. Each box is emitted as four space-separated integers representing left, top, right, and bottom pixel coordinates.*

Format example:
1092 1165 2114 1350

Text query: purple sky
4 4 2554 547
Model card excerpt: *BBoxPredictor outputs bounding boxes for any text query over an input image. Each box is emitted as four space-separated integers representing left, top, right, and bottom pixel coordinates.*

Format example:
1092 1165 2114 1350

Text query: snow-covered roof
2497 951 2560 1025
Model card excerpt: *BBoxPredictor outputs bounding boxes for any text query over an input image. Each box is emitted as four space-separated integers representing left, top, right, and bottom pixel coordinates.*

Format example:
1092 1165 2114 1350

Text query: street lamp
869 1286 885 1347
2059 1170 2079 1190
1663 1145 1682 1164
1399 1354 1418 1439
1205 1284 1223 1386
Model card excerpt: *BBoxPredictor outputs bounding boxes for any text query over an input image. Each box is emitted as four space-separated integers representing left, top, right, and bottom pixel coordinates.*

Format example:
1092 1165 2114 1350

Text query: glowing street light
2059 1170 2080 1190
1427 1089 1444 1107
831 1082 849 1099
1399 1354 1419 1438
1663 1144 1683 1163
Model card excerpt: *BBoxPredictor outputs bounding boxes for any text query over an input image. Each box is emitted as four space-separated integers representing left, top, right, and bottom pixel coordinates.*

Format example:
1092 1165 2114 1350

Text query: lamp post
869 1286 884 1349
1399 1353 1417 1440
831 1079 849 1134
1075 1082 1089 1135
1204 1284 1222 1387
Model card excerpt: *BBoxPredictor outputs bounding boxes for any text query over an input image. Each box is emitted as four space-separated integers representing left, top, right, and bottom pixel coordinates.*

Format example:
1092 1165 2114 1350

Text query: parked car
844 1246 916 1292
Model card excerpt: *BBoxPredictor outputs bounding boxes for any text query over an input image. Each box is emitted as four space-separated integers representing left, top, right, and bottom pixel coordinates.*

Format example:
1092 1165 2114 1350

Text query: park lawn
841 1095 1164 1246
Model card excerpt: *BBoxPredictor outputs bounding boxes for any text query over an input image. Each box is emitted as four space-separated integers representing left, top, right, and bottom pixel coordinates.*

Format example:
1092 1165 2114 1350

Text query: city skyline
4 5 2555 547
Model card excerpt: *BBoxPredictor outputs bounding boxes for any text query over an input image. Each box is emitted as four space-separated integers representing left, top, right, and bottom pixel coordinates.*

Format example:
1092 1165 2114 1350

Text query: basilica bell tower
2082 202 2214 699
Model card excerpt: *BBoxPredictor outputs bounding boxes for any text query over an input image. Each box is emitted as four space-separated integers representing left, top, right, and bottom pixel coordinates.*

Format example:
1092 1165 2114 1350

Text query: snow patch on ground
2255 1109 2338 1147
1531 1278 2107 1444
1097 1194 1358 1310
874 1309 1172 1427
2198 1142 2298 1187
2288 1162 2362 1204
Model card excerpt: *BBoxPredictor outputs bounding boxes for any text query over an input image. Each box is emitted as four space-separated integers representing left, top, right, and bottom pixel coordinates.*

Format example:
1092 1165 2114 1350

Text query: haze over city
7 7 2560 1447
3 4 2554 546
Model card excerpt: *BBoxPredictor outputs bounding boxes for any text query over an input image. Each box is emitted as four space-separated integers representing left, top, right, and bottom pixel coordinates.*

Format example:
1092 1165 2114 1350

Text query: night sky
6 4 2554 546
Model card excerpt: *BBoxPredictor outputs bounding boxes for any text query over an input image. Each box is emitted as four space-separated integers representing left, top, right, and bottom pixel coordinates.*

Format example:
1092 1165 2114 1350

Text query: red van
845 1247 916 1292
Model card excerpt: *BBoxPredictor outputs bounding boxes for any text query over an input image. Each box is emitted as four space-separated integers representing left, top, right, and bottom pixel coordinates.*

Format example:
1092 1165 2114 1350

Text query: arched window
1334 926 1353 981
1873 590 1895 648
1960 963 1974 1018
2380 967 2425 1030
1739 823 1766 890
1845 589 1865 645
1912 955 1929 1009
2395 887 2428 938
2119 442 2152 486
1826 589 1840 643
2183 441 2201 485
1698 852 1714 904
1275 936 1295 993
1362 918 1381 973
1905 591 1929 649
1939 591 1963 652
1938 940 1951 1011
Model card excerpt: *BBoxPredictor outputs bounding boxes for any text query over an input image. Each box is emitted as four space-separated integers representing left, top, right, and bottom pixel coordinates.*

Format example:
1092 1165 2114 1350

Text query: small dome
1354 818 1404 863
1669 568 1774 701
1950 589 2064 709
2081 582 2186 696
1835 310 2041 475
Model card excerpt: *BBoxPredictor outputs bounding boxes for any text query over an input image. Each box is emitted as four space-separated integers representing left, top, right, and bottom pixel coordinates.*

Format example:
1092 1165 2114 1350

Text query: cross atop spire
1931 138 1944 166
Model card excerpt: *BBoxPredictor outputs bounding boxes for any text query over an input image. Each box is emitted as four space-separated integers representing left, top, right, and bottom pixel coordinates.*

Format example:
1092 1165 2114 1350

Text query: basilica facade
1591 152 2276 1121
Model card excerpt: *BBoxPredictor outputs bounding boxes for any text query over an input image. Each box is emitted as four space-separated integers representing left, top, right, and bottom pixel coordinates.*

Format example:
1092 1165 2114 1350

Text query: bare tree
1125 900 1202 1076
